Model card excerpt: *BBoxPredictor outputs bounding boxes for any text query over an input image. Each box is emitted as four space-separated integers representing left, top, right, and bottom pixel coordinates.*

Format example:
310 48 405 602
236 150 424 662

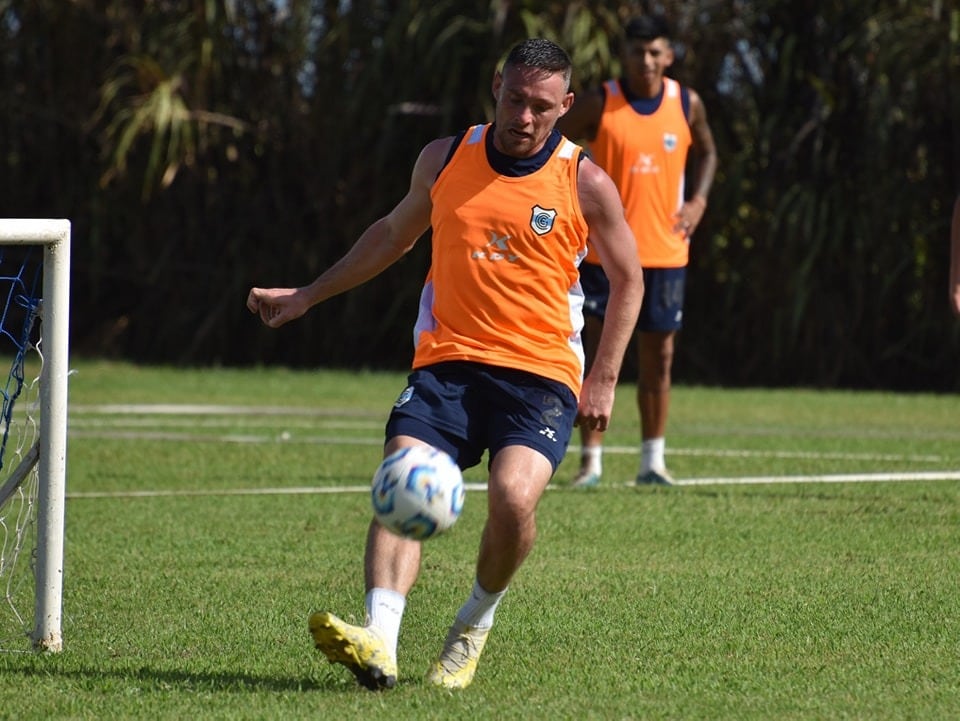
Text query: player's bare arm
247 138 453 328
673 88 718 237
575 158 645 430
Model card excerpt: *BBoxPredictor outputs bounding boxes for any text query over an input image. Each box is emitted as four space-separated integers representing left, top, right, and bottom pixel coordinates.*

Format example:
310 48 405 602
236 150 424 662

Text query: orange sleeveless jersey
414 124 589 395
586 77 692 268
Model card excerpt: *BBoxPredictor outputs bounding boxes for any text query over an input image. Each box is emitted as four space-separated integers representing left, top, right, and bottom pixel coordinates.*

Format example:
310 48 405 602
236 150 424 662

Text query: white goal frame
0 219 70 652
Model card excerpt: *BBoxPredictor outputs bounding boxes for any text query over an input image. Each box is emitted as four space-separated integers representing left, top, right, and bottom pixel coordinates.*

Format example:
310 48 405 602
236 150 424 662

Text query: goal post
0 219 70 653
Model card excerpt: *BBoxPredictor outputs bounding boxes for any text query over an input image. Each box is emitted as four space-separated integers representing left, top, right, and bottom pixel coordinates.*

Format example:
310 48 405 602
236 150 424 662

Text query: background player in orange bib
559 14 718 487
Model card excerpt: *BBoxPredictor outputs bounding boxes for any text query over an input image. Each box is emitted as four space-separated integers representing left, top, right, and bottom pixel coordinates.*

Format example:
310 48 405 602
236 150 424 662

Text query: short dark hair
624 14 672 43
503 38 572 88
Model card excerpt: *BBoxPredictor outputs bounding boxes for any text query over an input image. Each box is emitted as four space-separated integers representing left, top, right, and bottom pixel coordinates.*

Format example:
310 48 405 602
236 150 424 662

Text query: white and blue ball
371 445 465 540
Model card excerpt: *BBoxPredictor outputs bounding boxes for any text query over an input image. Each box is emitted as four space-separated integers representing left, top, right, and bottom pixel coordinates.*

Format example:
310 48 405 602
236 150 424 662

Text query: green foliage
0 2 958 388
681 0 960 389
3 362 959 719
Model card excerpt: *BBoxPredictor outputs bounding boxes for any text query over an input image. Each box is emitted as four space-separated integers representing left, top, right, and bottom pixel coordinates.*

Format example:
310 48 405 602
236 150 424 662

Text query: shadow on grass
2 663 374 693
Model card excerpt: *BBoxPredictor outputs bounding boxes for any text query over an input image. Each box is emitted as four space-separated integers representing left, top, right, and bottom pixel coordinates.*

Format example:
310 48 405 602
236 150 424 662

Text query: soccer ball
371 445 465 540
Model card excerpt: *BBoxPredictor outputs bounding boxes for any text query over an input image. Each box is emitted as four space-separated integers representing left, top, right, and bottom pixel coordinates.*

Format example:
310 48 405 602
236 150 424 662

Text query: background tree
0 0 957 390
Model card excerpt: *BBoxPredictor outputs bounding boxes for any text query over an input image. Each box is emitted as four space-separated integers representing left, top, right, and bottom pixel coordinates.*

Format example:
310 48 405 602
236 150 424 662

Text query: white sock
455 578 507 630
641 437 666 474
365 587 405 658
581 444 603 475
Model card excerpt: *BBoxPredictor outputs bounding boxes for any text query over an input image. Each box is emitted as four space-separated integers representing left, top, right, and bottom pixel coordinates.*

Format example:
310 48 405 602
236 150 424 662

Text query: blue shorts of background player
385 361 578 472
579 262 685 332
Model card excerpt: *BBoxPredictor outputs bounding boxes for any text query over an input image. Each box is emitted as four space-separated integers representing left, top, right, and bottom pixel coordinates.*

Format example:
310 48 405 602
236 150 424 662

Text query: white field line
64 472 960 500
66 426 948 465
71 403 960 440
599 444 946 463
68 403 951 463
672 471 960 486
69 404 379 416
65 404 959 498
68 430 385 445
68 482 492 499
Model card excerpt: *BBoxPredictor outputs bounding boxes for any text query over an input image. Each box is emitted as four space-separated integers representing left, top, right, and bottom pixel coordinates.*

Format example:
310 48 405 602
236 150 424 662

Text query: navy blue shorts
579 262 610 320
385 361 578 472
638 267 685 332
580 264 686 332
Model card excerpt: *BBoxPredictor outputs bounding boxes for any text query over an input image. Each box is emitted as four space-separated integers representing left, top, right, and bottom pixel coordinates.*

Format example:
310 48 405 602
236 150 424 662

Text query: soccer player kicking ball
247 39 643 691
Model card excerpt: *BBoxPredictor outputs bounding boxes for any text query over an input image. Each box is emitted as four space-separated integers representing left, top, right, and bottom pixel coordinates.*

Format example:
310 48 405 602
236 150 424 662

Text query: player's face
622 37 674 93
491 64 573 158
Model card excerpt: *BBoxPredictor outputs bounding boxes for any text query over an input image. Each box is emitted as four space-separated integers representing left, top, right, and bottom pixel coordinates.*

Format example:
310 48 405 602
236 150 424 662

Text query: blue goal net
0 246 44 652
0 247 42 475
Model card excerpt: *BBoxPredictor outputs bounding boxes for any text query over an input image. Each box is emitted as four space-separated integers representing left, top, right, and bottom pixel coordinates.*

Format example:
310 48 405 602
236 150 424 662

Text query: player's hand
575 410 608 432
575 375 615 431
673 196 707 238
246 287 307 328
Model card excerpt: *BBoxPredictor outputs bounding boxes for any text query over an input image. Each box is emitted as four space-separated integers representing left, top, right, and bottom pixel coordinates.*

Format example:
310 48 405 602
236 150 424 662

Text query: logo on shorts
394 386 414 408
530 205 557 236
538 393 564 442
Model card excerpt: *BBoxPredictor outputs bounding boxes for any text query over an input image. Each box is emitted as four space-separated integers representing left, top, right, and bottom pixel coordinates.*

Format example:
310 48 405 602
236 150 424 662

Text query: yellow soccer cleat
425 621 491 690
308 611 397 691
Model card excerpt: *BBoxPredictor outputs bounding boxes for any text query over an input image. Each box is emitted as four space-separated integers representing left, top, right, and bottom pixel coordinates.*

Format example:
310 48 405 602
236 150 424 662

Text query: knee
488 494 537 539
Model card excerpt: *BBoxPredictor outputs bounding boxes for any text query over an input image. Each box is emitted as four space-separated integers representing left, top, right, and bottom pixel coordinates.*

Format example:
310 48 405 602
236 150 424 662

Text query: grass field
2 360 959 720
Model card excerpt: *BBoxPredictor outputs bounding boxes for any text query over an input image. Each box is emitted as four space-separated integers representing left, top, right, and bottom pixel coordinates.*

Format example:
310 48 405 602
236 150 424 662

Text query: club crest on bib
530 205 557 236
663 133 678 152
